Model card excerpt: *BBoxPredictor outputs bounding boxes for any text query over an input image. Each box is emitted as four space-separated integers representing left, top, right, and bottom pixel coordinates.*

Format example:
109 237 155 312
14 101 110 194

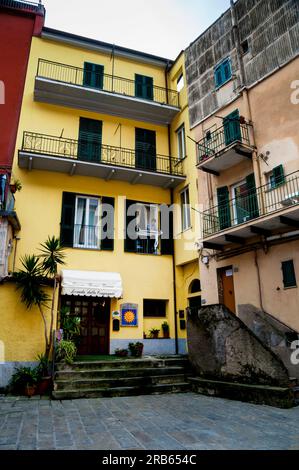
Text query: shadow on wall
187 304 290 387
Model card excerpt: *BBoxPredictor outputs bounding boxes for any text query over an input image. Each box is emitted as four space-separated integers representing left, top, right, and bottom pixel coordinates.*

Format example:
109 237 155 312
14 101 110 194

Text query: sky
42 0 231 59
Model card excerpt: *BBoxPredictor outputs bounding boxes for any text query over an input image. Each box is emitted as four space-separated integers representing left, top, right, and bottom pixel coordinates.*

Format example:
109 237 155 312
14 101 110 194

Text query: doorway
61 296 111 355
218 266 236 314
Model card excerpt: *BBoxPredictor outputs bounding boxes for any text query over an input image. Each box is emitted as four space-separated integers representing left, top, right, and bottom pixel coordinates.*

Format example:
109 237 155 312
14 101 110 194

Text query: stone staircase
52 356 192 400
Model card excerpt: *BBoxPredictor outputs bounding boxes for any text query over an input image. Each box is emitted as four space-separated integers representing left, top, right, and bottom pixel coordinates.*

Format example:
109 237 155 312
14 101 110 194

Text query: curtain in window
76 198 86 246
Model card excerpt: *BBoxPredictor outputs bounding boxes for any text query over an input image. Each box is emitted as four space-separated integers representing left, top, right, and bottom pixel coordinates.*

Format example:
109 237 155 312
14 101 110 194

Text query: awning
61 270 123 298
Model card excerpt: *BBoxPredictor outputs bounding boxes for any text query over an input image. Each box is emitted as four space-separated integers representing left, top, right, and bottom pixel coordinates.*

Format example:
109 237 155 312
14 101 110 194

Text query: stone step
52 382 191 400
55 356 189 372
54 374 187 391
54 366 188 381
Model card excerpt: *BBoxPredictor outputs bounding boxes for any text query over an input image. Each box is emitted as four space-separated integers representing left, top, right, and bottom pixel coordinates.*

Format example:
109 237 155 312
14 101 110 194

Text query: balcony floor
34 77 180 126
202 204 299 250
197 142 253 174
18 151 185 189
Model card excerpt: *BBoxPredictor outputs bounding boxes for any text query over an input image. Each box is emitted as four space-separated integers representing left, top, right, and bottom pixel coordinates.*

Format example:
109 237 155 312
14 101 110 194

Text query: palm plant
38 236 66 356
14 255 51 356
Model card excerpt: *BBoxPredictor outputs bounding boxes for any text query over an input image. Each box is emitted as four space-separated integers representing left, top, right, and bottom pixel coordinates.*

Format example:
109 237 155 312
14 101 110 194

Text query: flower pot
24 384 36 397
37 376 52 395
9 184 16 194
162 331 170 339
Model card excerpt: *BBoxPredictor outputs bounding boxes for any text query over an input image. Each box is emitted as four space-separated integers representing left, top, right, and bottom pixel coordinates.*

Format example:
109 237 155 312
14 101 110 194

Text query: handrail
202 170 299 238
0 0 44 12
21 131 184 177
36 59 180 108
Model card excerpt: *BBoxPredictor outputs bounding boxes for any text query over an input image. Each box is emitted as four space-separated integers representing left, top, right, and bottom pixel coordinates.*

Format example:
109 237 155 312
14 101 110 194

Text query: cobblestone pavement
0 393 298 450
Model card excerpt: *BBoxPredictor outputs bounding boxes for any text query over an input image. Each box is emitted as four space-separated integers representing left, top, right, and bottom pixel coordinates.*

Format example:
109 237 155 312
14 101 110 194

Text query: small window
214 58 232 89
143 299 167 318
177 73 184 92
241 40 249 55
176 124 186 160
268 165 285 189
282 260 297 289
180 187 191 231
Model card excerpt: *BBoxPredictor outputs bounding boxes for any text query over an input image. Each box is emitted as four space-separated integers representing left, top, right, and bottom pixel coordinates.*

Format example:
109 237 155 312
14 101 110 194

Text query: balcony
18 132 186 188
0 175 21 231
197 121 254 175
34 59 180 126
201 171 299 250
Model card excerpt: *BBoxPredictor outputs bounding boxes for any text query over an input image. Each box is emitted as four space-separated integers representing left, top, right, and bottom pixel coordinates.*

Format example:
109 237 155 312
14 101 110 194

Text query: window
268 165 285 189
241 40 249 55
125 200 173 255
189 279 201 294
143 299 167 318
135 128 156 171
180 187 191 231
282 260 297 288
60 192 114 251
214 58 232 89
177 73 184 92
135 74 154 100
83 62 104 90
176 125 186 160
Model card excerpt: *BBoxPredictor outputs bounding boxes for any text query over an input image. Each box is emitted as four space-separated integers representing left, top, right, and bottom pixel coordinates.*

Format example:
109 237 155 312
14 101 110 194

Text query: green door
135 74 154 100
135 128 156 171
234 174 259 224
83 62 104 90
217 186 231 230
78 118 102 163
223 109 241 146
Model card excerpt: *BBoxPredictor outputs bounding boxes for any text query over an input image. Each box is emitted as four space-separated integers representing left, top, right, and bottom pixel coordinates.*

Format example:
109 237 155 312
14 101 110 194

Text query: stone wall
187 304 290 386
185 0 299 127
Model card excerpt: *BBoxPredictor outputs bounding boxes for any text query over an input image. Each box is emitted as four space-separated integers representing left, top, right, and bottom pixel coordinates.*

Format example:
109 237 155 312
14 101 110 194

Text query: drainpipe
167 123 179 355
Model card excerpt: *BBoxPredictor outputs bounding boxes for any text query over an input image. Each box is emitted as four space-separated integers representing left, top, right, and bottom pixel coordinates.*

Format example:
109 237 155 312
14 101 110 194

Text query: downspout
167 123 179 355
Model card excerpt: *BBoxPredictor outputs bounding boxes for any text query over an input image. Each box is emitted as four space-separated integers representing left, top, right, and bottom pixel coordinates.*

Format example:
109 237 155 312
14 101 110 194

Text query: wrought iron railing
0 174 15 212
202 171 299 238
21 131 184 176
36 59 180 108
197 122 252 164
0 0 44 12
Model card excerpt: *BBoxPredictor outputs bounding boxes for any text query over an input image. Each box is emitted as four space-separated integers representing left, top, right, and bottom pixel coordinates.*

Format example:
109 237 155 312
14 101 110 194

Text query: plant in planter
149 328 160 339
36 353 52 395
60 306 81 342
9 179 22 193
115 348 129 358
9 366 38 397
128 342 144 358
56 339 77 364
161 321 170 339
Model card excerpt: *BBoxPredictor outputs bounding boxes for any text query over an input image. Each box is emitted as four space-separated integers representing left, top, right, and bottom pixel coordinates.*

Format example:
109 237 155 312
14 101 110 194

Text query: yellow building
0 26 199 384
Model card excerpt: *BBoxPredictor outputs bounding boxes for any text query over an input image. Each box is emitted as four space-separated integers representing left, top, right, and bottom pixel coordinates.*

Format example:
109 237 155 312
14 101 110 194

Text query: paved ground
0 393 298 450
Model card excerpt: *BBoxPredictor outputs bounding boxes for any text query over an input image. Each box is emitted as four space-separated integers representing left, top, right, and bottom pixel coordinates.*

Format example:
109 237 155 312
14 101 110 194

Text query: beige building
185 0 299 332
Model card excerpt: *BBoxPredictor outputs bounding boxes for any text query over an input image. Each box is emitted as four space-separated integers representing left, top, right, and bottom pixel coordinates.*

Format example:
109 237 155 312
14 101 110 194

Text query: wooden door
62 297 110 355
220 267 236 314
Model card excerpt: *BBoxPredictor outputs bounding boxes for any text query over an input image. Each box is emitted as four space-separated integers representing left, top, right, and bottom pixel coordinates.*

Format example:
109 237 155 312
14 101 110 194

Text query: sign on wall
120 303 138 327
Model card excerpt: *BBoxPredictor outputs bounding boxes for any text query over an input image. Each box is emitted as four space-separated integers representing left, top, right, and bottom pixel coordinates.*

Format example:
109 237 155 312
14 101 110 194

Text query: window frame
176 124 186 161
74 195 101 250
176 73 184 92
143 299 167 318
214 58 232 89
180 186 191 232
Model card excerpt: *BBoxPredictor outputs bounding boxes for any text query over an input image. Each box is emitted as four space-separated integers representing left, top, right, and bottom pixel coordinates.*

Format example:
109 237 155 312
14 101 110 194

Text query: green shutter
282 260 296 288
135 128 156 171
124 199 138 253
135 74 153 100
78 117 102 163
273 165 285 187
217 186 231 230
224 109 241 146
60 192 76 247
246 173 259 219
160 204 174 255
83 62 104 89
101 197 114 251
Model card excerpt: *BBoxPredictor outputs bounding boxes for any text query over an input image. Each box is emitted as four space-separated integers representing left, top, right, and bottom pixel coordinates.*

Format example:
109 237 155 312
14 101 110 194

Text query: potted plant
36 353 52 395
56 339 77 364
9 179 22 193
161 321 170 339
149 328 160 339
115 348 129 357
143 332 147 339
9 366 38 397
128 342 144 358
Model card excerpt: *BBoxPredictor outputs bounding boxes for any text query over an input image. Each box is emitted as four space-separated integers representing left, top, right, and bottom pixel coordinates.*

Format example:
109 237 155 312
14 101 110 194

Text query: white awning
61 270 123 298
